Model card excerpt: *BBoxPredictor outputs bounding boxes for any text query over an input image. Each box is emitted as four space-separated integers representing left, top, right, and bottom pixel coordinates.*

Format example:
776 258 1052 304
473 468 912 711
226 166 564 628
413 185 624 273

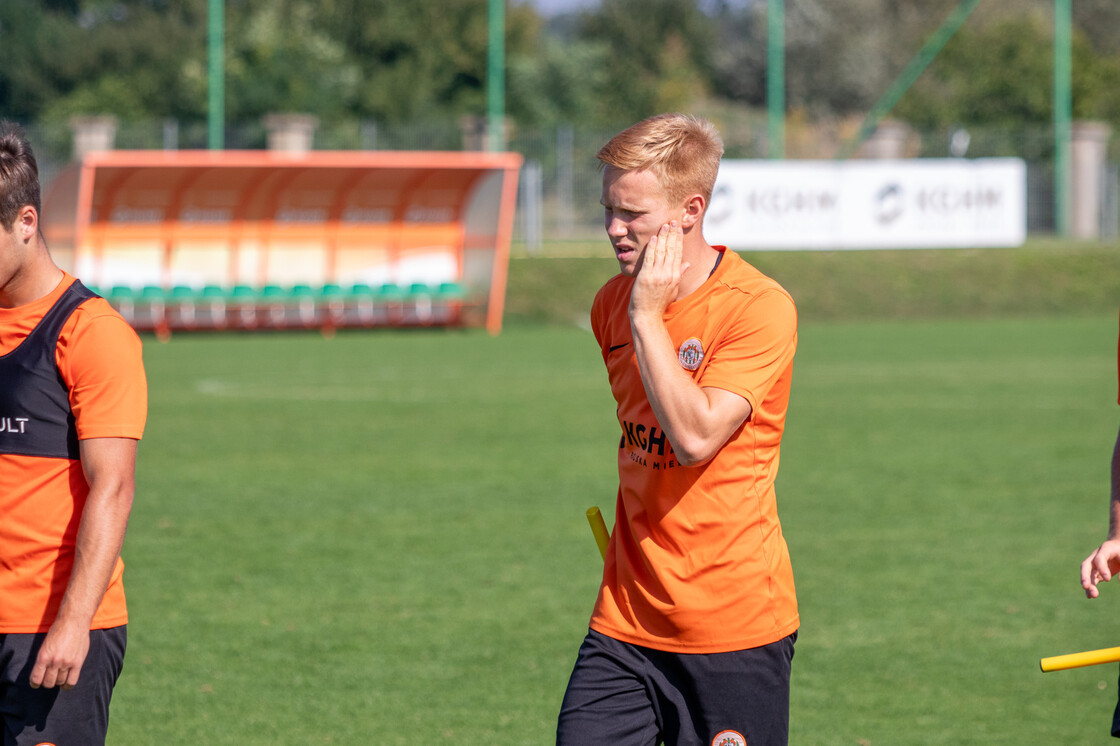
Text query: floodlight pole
767 0 785 159
1053 0 1072 237
207 0 225 150
487 0 506 152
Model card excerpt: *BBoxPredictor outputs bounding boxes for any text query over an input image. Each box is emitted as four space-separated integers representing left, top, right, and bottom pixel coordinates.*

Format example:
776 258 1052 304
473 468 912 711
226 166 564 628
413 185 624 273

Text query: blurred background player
0 121 147 745
556 113 800 746
1079 309 1120 737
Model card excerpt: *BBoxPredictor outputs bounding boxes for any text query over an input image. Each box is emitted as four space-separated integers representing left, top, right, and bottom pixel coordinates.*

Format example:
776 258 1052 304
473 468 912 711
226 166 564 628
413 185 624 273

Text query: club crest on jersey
678 337 704 371
712 730 746 746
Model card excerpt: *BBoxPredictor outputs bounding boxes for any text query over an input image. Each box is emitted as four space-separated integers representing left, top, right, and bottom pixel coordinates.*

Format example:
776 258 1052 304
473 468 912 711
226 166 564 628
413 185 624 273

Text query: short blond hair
597 113 724 206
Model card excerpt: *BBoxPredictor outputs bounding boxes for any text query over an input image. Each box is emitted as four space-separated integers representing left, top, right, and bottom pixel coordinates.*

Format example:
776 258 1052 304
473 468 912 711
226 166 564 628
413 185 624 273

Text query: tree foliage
3 0 1120 137
0 0 204 122
897 5 1120 129
575 0 716 123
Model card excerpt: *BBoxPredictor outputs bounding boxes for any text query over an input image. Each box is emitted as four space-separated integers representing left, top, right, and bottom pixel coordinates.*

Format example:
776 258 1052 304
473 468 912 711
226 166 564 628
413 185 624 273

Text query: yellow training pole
1041 646 1120 672
586 507 610 561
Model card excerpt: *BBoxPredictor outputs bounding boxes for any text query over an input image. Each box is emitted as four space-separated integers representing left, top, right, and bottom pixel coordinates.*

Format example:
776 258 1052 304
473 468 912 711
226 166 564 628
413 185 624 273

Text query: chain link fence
16 118 1117 251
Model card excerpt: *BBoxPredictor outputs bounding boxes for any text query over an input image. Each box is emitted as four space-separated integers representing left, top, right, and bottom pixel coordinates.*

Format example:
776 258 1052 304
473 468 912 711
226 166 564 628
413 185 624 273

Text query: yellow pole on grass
1041 646 1120 672
586 507 610 561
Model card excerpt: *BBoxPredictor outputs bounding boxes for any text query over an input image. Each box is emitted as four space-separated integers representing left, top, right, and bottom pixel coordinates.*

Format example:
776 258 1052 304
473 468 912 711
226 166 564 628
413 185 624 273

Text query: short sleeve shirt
0 274 147 632
589 249 799 653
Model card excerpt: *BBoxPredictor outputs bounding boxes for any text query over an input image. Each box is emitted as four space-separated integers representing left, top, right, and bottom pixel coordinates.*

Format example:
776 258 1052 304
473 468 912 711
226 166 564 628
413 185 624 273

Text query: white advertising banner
705 159 1027 249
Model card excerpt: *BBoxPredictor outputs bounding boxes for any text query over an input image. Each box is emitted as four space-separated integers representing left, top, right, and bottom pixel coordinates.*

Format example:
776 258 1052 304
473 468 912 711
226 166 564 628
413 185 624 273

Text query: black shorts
0 626 127 746
557 628 796 746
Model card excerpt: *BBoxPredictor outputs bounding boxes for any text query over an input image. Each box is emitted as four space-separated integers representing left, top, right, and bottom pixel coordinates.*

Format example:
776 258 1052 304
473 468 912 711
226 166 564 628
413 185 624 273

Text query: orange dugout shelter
42 150 522 335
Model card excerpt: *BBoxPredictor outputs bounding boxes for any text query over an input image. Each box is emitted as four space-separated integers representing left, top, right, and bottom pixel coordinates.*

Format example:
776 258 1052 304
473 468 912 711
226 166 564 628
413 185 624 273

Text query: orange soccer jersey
0 273 147 633
589 249 799 654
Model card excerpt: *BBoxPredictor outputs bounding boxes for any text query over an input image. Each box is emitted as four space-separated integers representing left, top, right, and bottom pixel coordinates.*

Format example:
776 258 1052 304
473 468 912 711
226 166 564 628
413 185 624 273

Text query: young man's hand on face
629 221 688 321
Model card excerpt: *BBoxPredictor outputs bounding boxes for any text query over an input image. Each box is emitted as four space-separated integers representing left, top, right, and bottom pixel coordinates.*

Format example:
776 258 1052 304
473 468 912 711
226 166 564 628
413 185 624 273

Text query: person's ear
16 206 38 241
681 195 704 230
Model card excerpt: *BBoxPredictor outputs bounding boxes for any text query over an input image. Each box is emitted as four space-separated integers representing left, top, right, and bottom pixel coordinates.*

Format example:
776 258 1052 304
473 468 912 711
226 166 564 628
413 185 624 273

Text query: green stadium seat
377 283 406 324
259 285 288 325
404 283 433 324
378 283 405 299
432 281 465 324
319 283 345 299
348 283 374 298
198 285 228 328
290 285 317 324
106 286 137 324
136 286 169 337
168 285 198 327
348 283 376 324
140 285 166 301
437 281 465 299
229 285 258 328
318 284 347 327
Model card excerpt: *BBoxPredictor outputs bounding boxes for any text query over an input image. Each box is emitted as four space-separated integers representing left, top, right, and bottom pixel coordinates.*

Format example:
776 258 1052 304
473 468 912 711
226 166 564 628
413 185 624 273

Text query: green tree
506 35 614 126
222 0 361 121
0 0 206 123
310 0 542 123
1 0 551 129
896 11 1120 129
576 0 717 123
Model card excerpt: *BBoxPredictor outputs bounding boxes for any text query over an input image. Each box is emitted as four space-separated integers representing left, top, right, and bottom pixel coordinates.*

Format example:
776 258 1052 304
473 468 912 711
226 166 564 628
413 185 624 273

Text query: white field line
194 378 429 402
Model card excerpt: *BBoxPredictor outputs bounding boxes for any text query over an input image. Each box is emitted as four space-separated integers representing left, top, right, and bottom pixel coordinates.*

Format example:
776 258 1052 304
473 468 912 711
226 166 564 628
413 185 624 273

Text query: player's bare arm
629 222 752 467
1081 427 1120 598
31 437 137 690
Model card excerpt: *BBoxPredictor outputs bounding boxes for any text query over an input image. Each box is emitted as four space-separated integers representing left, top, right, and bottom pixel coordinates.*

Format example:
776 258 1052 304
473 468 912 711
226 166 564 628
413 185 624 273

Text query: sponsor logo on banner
706 158 1026 249
875 183 904 225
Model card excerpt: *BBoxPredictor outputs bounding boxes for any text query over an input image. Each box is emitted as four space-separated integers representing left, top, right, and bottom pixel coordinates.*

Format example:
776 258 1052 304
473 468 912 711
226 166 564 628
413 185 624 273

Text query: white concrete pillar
262 114 319 153
858 120 912 159
1070 120 1112 239
69 115 118 161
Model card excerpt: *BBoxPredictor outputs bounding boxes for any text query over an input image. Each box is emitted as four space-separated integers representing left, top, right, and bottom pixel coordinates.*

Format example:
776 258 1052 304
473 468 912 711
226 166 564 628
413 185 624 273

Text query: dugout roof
42 149 522 334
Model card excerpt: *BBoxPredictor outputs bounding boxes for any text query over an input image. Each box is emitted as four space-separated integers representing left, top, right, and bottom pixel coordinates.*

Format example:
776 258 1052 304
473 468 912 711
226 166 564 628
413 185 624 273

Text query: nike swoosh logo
608 342 630 353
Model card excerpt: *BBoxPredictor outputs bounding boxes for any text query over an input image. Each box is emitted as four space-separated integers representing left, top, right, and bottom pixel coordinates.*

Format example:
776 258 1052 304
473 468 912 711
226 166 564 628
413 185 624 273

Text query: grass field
107 248 1117 744
506 239 1120 326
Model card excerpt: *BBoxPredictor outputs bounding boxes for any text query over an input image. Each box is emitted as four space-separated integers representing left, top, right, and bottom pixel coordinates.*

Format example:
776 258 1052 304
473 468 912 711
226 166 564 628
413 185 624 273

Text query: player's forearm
57 438 137 628
54 480 133 627
630 313 723 466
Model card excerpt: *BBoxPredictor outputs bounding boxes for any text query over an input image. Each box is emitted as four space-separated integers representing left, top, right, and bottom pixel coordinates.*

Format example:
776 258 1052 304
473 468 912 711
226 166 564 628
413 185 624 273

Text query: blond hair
596 113 724 206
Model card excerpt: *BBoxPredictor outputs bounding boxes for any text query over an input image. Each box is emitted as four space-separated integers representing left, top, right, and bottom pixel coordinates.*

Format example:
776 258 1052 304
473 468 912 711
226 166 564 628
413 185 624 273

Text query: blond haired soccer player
1079 311 1120 737
557 113 799 746
0 122 147 745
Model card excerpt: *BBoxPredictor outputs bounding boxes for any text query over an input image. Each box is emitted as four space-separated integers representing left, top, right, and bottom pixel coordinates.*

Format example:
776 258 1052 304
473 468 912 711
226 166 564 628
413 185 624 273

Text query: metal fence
17 118 1117 250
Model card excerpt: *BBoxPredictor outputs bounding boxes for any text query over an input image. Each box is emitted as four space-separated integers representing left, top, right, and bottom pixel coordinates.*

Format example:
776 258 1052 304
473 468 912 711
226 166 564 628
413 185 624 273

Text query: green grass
506 239 1120 326
114 328 619 744
784 315 1117 743
106 246 1119 744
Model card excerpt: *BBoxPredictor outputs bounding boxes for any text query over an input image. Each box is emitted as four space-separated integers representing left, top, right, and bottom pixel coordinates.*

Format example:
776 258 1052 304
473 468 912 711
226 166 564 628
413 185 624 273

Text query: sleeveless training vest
0 281 97 459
